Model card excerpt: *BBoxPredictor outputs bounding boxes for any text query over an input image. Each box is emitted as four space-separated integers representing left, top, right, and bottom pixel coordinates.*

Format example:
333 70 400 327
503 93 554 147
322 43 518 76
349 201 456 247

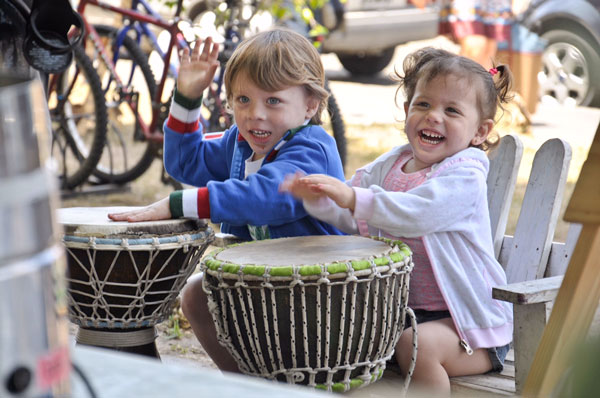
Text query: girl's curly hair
394 47 513 151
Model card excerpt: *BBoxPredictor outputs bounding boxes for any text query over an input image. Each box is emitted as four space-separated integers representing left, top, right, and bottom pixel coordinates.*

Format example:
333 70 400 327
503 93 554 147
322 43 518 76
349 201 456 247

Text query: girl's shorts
397 309 510 372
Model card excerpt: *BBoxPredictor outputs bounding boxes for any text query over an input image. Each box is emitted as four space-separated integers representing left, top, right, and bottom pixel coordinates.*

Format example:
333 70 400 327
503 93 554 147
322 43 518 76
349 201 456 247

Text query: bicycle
0 0 110 190
72 0 346 186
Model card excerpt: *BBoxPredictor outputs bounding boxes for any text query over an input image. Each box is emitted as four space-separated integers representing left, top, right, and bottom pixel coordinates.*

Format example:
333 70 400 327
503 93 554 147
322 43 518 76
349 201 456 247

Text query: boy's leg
395 318 492 395
181 273 240 372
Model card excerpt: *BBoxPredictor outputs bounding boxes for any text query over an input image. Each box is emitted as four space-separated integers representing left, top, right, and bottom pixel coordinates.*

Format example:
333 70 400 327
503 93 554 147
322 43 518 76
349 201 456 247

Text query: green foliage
166 315 183 340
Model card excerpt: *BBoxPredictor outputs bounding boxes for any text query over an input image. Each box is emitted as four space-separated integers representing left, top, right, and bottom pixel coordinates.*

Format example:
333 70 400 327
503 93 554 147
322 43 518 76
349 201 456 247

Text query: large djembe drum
57 207 214 358
202 235 416 392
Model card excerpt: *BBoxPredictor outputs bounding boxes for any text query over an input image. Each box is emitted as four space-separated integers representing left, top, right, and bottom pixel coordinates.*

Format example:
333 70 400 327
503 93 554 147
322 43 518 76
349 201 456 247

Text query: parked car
520 0 600 107
186 0 439 76
320 0 439 76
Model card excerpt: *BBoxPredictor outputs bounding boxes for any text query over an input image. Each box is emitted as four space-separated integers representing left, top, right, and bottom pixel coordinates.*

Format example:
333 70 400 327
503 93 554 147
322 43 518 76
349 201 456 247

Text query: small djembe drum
57 207 214 358
201 235 415 392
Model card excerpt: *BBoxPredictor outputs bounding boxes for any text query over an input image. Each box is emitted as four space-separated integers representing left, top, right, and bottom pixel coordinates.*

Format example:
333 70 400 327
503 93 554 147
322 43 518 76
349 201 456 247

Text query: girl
280 47 514 395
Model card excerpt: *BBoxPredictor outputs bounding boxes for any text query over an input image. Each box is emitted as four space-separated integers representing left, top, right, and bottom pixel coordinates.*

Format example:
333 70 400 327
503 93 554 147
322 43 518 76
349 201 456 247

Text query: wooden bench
451 135 578 396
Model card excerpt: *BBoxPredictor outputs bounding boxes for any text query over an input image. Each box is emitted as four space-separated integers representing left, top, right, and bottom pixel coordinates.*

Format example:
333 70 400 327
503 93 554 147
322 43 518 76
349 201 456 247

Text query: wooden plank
492 276 562 304
487 134 523 258
545 223 582 277
513 302 549 393
523 224 600 397
563 122 600 223
524 128 600 396
503 139 571 283
452 373 516 396
499 232 581 278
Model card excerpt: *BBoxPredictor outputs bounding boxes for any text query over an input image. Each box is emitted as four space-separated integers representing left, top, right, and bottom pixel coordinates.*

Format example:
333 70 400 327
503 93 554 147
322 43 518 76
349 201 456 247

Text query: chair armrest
492 275 563 305
492 275 563 393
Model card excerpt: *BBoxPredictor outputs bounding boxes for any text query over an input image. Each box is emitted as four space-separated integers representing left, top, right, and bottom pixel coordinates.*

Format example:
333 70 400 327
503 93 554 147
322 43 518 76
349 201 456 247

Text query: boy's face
230 72 319 160
403 74 492 171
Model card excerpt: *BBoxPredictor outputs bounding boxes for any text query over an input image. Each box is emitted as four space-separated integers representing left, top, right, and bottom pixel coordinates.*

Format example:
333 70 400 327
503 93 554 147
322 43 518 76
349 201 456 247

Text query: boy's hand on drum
299 174 356 211
177 37 220 100
108 197 171 222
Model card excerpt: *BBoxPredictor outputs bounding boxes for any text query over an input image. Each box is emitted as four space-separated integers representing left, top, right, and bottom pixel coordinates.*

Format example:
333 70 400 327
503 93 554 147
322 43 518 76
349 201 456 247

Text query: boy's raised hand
177 37 220 100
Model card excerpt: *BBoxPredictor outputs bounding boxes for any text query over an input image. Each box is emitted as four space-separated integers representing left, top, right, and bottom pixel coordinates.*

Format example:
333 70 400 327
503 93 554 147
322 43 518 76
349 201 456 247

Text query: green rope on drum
269 266 293 276
241 265 265 276
315 377 366 392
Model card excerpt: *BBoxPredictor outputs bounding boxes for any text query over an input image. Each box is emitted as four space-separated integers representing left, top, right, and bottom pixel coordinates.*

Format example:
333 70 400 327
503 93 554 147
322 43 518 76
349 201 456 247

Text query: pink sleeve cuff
353 187 374 221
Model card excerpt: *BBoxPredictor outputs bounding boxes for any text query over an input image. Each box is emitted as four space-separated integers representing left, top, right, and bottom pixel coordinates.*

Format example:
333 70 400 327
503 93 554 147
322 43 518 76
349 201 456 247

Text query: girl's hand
280 171 324 202
280 173 356 211
299 174 356 211
177 37 220 100
108 197 171 222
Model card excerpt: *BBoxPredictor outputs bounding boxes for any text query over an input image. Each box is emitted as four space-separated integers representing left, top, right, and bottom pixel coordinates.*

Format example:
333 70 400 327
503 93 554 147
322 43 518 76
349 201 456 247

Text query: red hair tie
489 68 498 76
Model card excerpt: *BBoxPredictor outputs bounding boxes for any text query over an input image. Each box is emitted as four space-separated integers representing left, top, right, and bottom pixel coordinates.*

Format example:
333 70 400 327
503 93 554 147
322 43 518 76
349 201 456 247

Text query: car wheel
539 29 600 107
336 47 396 76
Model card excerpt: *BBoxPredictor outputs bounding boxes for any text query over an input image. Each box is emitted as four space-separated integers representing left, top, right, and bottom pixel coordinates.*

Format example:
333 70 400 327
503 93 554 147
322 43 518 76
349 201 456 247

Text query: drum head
215 235 394 266
57 206 207 237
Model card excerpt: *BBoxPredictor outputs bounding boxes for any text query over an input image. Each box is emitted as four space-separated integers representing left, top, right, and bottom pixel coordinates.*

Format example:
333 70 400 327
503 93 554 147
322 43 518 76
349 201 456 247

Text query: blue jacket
163 122 346 240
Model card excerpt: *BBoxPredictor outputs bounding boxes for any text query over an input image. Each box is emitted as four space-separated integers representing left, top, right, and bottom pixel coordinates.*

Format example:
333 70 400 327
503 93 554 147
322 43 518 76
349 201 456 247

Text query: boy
109 28 345 370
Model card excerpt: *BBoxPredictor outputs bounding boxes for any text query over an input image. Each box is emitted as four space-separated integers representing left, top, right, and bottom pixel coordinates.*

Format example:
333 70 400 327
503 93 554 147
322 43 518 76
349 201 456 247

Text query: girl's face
230 71 319 160
403 74 493 172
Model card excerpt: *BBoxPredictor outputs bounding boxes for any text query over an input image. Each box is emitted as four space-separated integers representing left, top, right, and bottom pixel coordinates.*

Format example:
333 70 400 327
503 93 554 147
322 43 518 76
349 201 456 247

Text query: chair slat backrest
487 134 524 258
501 138 572 284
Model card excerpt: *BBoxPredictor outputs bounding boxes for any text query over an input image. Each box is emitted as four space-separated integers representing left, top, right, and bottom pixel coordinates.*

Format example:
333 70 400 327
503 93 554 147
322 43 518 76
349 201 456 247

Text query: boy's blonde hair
224 28 329 125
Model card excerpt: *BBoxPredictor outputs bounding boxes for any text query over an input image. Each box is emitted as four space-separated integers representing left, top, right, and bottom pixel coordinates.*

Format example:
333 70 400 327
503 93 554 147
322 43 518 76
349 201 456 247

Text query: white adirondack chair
451 136 578 396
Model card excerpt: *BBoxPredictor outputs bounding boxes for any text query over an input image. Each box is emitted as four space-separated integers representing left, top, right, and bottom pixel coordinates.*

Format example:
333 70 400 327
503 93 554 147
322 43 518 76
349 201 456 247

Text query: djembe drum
202 235 416 392
57 207 214 358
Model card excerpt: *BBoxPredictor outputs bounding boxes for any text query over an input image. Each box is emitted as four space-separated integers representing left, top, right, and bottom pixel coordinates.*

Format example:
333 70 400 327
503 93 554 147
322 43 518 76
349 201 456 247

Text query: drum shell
205 265 410 388
63 228 214 329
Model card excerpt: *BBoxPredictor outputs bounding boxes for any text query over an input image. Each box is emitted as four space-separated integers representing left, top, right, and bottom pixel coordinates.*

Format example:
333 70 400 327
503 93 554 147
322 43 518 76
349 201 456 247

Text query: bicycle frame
74 0 195 142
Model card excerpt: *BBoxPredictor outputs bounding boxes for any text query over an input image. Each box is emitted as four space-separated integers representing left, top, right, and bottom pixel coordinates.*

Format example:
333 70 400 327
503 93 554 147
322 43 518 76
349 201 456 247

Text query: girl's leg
395 318 492 396
180 273 240 372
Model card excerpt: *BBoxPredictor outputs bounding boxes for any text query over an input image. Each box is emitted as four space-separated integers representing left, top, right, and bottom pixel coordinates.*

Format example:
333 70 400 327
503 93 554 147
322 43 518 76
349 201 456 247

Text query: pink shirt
381 151 448 311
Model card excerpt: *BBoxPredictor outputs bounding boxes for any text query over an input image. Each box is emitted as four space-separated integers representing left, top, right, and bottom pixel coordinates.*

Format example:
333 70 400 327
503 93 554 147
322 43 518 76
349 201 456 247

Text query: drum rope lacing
64 229 213 345
203 239 417 394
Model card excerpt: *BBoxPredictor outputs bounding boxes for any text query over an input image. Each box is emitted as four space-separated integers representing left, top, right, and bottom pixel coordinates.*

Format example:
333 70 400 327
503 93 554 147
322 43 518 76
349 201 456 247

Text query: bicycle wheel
324 79 347 169
85 24 158 184
48 44 108 190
